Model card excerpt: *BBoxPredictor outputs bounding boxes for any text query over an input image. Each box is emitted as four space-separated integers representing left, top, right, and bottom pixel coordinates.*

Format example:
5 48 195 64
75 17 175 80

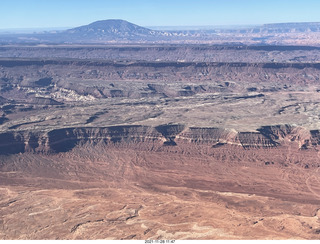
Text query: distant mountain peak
65 19 158 38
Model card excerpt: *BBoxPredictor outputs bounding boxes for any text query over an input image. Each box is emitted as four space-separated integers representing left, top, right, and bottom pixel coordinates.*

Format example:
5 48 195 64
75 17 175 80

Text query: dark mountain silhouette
64 19 162 40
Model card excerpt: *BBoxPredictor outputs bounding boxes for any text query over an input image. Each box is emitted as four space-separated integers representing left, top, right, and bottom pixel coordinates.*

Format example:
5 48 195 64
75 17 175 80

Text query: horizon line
1 19 320 33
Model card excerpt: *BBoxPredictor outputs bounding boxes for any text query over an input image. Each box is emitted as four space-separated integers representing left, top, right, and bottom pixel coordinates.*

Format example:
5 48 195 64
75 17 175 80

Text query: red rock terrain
1 125 320 239
1 45 320 239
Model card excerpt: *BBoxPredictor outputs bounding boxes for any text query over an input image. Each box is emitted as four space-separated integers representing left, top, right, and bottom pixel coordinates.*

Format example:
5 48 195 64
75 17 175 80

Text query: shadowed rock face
0 132 25 154
155 124 185 146
0 124 318 155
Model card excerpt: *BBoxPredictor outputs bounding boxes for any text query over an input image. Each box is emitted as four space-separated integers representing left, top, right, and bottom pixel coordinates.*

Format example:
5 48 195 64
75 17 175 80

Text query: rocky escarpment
1 58 320 103
1 59 320 86
0 124 319 155
2 45 320 62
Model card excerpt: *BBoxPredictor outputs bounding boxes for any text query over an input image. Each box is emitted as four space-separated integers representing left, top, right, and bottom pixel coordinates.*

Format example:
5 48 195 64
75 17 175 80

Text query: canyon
2 20 320 240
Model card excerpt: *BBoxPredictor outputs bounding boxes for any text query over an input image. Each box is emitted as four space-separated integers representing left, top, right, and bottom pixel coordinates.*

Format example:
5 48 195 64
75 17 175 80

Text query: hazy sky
1 0 320 29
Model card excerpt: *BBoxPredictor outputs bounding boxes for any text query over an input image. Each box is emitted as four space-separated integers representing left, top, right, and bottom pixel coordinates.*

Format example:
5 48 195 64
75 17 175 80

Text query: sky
1 0 320 29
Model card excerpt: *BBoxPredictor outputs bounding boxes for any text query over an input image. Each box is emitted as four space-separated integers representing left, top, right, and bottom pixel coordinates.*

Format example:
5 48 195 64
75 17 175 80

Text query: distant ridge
64 20 320 38
1 19 320 44
260 22 320 33
263 22 320 27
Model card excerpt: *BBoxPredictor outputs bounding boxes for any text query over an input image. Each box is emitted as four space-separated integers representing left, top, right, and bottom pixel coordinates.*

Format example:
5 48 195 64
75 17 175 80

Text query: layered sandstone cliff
0 124 318 155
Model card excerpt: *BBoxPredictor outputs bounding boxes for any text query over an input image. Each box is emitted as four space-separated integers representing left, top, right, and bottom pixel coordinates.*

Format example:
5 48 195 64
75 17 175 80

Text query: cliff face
1 59 320 87
0 124 318 155
47 126 163 152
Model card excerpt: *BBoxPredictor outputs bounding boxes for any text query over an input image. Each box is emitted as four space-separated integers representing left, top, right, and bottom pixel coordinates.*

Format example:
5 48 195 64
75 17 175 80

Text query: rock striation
0 124 319 155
